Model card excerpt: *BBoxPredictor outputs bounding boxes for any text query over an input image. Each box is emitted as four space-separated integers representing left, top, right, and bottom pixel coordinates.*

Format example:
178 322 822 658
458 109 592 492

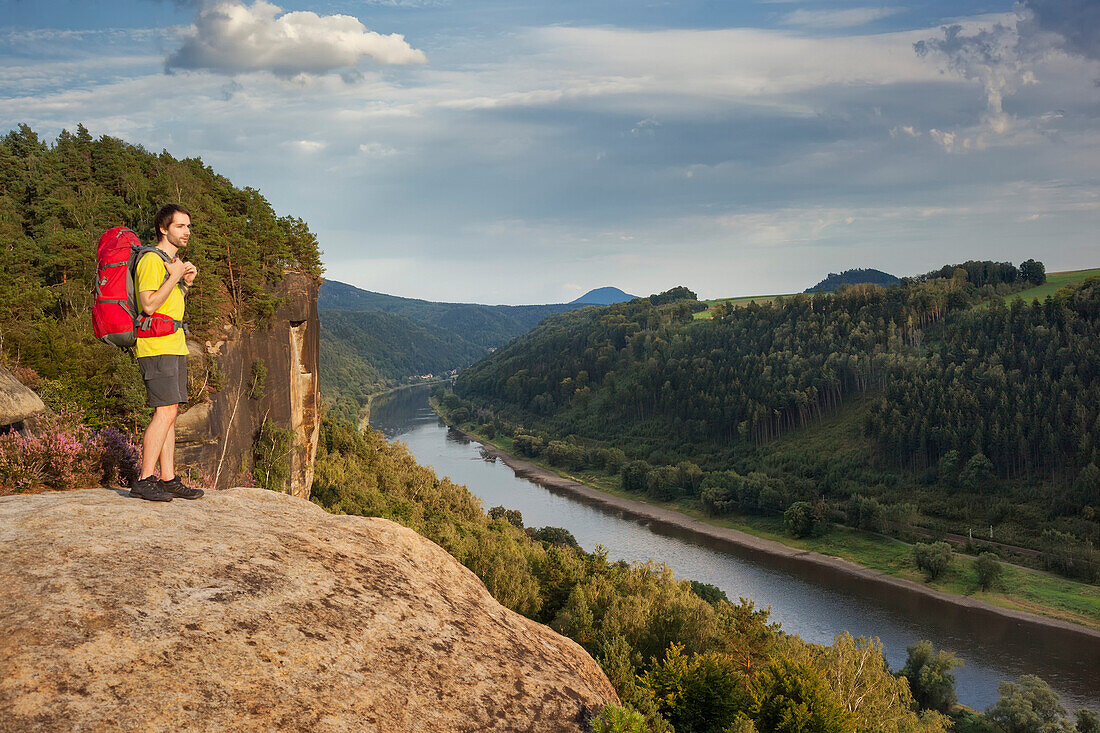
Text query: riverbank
440 418 1100 648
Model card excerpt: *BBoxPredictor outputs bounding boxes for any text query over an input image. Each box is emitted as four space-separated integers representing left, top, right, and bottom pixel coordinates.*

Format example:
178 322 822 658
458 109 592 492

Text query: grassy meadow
1004 267 1100 303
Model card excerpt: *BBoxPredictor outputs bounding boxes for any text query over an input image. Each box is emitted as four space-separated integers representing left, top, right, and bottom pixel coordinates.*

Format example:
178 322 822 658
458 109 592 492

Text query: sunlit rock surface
0 488 618 732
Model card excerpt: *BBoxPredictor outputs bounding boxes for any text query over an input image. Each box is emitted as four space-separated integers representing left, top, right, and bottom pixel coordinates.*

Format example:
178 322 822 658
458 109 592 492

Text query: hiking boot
158 475 204 500
130 476 173 502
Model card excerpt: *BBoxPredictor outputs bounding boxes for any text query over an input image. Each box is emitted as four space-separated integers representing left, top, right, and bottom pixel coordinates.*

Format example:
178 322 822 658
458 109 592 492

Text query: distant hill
318 281 587 417
569 287 638 305
805 268 900 293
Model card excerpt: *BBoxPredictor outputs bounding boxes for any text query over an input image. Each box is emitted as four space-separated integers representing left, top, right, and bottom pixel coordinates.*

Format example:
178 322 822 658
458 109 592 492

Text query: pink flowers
0 409 139 495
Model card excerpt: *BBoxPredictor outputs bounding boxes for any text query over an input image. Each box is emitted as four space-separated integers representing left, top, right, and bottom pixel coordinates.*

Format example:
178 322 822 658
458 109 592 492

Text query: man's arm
139 257 187 315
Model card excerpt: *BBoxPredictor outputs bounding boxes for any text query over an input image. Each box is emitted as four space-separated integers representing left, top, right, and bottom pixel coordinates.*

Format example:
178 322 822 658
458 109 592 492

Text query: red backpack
92 226 182 349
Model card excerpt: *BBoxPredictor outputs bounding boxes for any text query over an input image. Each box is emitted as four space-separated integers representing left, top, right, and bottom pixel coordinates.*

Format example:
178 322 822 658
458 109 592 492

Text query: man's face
162 212 191 249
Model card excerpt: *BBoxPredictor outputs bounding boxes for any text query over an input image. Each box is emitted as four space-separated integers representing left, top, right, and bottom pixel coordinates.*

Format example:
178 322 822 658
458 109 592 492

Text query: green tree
912 542 953 581
749 658 855 733
640 643 749 733
1019 259 1046 286
785 501 816 538
974 552 1002 591
986 675 1071 733
900 640 961 713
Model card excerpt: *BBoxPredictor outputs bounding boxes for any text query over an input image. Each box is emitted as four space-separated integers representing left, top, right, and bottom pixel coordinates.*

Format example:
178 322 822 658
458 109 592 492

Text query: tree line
445 268 1099 579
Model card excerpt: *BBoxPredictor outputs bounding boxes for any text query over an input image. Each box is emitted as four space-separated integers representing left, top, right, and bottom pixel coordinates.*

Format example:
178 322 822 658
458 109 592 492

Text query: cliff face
176 272 320 498
0 488 619 732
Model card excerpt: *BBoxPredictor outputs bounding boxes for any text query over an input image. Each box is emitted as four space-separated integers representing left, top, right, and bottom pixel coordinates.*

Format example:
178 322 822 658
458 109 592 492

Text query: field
1004 268 1100 303
694 293 791 320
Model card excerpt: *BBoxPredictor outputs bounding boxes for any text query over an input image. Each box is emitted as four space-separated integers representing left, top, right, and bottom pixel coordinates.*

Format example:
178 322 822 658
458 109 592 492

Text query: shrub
247 359 267 400
974 552 1002 591
0 409 103 494
97 426 141 487
513 433 544 457
912 542 953 580
253 420 296 492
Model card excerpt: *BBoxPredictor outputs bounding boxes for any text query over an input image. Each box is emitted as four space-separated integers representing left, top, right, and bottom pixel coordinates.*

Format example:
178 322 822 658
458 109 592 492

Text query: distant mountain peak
569 287 638 305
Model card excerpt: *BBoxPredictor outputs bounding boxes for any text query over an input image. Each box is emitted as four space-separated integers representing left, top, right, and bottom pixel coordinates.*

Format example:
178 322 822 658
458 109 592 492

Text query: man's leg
159 419 177 481
140 404 178 480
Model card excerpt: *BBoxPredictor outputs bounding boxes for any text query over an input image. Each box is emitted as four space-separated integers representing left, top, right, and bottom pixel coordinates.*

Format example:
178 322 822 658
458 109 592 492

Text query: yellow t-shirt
134 250 188 358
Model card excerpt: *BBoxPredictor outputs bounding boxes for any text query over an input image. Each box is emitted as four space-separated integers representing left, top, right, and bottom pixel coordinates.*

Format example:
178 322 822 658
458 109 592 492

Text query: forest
446 265 1100 580
0 124 323 429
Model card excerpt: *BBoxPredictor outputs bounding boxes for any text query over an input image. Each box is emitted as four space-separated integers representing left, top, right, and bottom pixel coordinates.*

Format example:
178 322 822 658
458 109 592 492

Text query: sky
2 0 1099 304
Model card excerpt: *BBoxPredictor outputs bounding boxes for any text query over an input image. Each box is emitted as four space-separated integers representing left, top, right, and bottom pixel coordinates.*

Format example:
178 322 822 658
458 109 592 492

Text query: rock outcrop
0 488 619 732
0 364 45 429
176 272 320 498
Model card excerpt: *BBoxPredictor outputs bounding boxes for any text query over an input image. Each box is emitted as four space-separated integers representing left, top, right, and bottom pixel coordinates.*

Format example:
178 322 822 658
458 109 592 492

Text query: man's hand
182 261 198 286
166 257 187 282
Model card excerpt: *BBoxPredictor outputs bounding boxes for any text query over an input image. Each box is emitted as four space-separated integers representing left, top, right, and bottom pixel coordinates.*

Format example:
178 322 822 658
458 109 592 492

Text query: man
129 203 204 501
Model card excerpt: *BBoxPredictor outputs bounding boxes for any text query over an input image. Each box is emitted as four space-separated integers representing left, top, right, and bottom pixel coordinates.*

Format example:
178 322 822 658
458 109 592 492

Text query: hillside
805 268 900 292
319 280 586 418
446 266 1100 577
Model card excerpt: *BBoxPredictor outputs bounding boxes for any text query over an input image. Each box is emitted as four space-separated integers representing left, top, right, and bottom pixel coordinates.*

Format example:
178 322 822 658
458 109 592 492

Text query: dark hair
153 203 191 242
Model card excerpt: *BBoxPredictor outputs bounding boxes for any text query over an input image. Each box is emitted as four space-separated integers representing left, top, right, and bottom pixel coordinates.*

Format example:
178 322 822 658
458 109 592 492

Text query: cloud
780 7 902 30
1020 0 1100 61
911 0 1100 150
166 0 426 76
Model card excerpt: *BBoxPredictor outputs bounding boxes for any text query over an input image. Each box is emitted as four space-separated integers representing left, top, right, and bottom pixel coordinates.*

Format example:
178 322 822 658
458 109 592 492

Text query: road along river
369 386 1099 712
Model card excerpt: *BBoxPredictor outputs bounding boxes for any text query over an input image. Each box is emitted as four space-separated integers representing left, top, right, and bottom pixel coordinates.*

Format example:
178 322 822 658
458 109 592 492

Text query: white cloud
358 142 399 157
290 139 326 152
781 7 902 30
166 0 426 76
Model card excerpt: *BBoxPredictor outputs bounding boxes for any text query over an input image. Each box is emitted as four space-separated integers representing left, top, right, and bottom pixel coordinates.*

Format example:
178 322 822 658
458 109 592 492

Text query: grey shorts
138 354 188 408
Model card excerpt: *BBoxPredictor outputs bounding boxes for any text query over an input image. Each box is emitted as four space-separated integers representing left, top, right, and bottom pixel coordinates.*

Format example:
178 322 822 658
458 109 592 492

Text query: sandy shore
448 424 1100 648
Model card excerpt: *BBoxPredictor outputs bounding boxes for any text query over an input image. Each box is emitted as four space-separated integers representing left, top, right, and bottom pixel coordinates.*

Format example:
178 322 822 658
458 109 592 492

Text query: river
369 386 1099 712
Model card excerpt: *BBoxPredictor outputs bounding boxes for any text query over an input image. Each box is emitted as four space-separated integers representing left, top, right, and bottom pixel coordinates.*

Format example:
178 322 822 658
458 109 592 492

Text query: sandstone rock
0 488 618 732
0 364 45 427
178 272 320 498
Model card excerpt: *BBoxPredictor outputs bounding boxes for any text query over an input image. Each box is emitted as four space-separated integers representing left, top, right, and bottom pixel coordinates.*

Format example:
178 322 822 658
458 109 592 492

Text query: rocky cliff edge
0 488 618 732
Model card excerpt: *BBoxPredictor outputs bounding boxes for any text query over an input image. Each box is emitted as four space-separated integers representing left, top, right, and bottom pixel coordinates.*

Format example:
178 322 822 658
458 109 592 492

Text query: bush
974 552 1002 591
0 409 103 494
589 705 649 733
253 420 296 492
97 426 141 487
912 542 952 580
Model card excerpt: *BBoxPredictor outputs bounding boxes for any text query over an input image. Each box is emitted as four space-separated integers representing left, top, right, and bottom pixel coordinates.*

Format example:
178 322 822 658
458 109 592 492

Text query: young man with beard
129 203 204 501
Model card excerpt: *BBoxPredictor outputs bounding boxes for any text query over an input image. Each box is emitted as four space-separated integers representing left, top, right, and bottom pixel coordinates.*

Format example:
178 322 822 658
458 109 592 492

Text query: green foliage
1020 260 1047 286
589 705 650 733
912 542 953 581
900 640 961 713
749 658 855 733
986 675 1071 733
640 643 749 733
253 420 295 492
975 552 1003 591
247 359 267 400
785 501 817 538
1076 709 1100 733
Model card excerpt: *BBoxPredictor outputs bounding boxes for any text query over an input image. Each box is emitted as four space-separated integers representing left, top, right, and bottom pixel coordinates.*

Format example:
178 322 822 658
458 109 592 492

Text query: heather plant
97 426 141 487
0 409 103 494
